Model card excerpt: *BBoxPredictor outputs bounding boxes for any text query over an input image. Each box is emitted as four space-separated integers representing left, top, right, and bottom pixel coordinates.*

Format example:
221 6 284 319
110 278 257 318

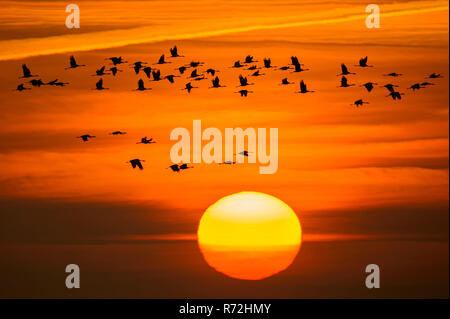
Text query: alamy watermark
65 4 80 29
170 120 278 174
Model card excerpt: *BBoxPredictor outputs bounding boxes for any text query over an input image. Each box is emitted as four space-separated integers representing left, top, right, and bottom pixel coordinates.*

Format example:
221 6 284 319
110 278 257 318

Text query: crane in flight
357 56 373 67
95 79 108 90
183 82 198 93
235 90 253 97
280 78 294 85
110 131 127 135
386 91 404 100
296 80 314 94
361 82 377 92
135 79 151 91
127 159 145 170
351 99 369 107
165 75 179 83
109 67 122 76
77 134 96 142
16 84 30 91
20 64 38 78
93 66 110 76
170 46 183 58
291 56 309 72
210 76 226 88
384 72 402 77
107 56 127 65
66 55 85 69
237 75 254 87
338 76 355 88
338 63 355 76
156 54 170 64
137 137 156 144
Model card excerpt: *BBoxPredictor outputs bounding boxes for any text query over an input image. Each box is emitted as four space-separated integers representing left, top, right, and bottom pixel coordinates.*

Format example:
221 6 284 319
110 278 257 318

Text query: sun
197 191 302 280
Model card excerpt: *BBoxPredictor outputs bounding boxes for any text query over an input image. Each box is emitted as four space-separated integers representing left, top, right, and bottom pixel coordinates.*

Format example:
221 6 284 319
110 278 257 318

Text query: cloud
0 2 447 60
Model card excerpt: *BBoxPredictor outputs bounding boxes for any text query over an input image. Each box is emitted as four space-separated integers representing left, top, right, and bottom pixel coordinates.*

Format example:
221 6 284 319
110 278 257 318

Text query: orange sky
0 0 448 298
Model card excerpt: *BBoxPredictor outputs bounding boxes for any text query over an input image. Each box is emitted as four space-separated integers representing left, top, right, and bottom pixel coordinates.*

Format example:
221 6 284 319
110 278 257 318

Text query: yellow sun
197 191 302 280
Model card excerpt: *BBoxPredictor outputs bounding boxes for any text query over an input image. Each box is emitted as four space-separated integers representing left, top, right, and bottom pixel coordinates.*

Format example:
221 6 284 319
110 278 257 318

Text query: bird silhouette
93 66 110 76
127 159 145 170
246 65 260 71
210 76 225 88
428 73 443 79
108 56 127 65
47 79 69 86
296 80 314 94
190 69 202 78
244 55 257 64
384 84 399 92
238 75 253 87
137 137 156 144
386 91 404 100
168 164 192 172
338 63 355 76
237 150 252 156
206 68 219 76
263 58 273 68
291 56 308 72
357 56 373 67
362 82 377 92
338 76 354 88
20 64 38 78
142 67 152 79
130 61 146 74
95 78 108 90
16 84 30 91
109 67 122 76
165 75 179 83
170 46 183 57
66 56 85 69
179 163 193 170
156 54 170 64
250 70 264 77
235 90 253 97
189 61 204 68
232 61 244 68
408 83 423 91
183 82 197 93
189 69 206 81
352 99 369 107
152 70 162 81
278 65 293 71
280 78 294 85
29 79 45 87
384 72 402 77
168 164 180 172
110 131 127 135
77 134 95 142
178 66 187 74
219 161 236 165
135 79 151 91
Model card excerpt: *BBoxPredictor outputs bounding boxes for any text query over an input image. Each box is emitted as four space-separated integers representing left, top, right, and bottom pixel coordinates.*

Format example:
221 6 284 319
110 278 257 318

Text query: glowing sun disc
197 191 302 280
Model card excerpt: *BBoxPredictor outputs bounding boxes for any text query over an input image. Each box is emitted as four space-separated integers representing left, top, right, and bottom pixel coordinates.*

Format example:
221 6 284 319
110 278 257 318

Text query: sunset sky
0 0 448 298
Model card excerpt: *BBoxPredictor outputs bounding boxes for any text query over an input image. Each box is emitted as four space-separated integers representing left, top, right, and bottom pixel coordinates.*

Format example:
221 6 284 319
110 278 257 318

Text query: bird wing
341 64 348 74
22 64 30 77
136 161 143 170
70 56 76 67
300 81 306 91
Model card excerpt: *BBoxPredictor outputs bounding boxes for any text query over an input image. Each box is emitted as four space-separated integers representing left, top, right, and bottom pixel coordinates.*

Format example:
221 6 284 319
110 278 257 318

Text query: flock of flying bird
14 46 444 170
